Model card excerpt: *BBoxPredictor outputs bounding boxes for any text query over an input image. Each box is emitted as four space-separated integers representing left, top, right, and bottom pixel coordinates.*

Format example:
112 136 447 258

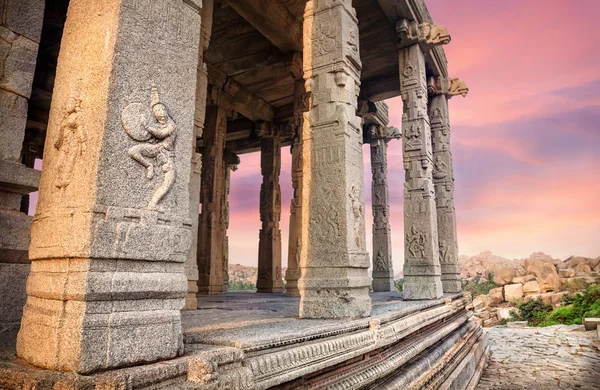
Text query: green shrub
394 279 404 292
228 280 256 291
462 272 498 297
514 298 553 326
536 283 600 327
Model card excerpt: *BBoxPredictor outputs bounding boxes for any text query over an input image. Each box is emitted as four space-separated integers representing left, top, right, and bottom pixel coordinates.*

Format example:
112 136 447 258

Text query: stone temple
0 0 486 388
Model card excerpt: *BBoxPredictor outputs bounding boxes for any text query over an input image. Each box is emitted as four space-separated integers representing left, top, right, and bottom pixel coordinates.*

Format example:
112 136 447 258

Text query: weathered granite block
0 26 39 98
0 89 27 162
1 0 45 43
16 0 200 373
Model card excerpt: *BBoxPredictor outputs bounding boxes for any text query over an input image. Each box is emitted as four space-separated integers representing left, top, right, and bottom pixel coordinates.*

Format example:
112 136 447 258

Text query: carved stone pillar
185 0 214 309
0 0 44 332
222 151 239 292
428 77 468 293
17 0 200 372
257 126 283 293
399 44 443 300
285 74 307 297
370 129 394 292
197 92 230 295
299 0 371 318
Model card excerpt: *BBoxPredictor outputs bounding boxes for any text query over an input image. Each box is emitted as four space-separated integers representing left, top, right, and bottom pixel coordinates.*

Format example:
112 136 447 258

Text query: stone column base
373 278 395 293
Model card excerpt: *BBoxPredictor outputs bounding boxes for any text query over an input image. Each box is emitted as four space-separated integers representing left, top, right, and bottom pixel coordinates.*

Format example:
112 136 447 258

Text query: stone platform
0 293 487 389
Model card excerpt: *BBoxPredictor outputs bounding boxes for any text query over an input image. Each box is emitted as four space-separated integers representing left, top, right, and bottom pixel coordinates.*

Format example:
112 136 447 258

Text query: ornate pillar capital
396 19 451 50
427 76 469 98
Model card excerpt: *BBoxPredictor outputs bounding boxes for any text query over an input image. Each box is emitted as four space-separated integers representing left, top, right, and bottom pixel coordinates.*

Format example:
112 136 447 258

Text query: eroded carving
55 95 87 189
407 225 427 259
396 19 451 48
123 85 177 210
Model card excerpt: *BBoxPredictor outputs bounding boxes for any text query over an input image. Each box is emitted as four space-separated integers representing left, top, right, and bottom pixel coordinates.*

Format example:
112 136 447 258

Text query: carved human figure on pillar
55 96 87 189
123 85 177 210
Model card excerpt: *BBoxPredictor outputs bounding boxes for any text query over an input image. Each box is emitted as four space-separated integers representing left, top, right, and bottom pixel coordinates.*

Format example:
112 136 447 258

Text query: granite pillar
185 0 214 310
285 77 307 297
197 101 227 295
428 77 468 294
16 0 200 373
399 44 443 300
222 151 239 292
370 132 394 292
257 129 283 293
0 0 44 332
298 0 371 318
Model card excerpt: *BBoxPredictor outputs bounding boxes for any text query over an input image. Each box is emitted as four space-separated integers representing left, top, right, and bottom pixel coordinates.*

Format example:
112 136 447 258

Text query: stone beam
208 67 275 122
224 0 302 53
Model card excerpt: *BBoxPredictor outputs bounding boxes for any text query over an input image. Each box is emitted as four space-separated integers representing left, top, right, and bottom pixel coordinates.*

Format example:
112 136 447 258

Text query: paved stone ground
478 325 600 389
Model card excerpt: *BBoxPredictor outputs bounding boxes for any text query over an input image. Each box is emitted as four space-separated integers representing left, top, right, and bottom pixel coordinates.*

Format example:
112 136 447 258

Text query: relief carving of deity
122 85 177 210
350 185 365 249
375 250 387 272
405 125 423 151
439 240 452 264
314 22 338 56
432 155 448 180
407 225 427 259
54 96 87 189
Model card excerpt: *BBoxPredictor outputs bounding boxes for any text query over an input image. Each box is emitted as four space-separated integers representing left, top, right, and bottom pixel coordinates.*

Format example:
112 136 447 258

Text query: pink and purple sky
226 0 600 271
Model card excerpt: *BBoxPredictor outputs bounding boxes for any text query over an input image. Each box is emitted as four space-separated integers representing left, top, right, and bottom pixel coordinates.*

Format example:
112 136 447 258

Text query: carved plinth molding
399 44 443 300
298 0 372 318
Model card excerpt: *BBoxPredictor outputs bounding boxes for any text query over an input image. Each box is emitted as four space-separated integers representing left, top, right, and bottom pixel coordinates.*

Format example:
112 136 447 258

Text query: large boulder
524 292 566 306
537 263 561 292
497 307 514 321
488 287 504 305
473 295 489 310
512 275 536 284
504 283 524 302
591 256 600 270
573 262 592 275
558 268 575 278
493 267 516 286
523 280 541 295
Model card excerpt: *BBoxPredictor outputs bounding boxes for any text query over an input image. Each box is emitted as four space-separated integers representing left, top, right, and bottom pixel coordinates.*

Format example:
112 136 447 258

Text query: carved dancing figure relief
122 85 177 210
407 225 427 259
55 96 87 189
